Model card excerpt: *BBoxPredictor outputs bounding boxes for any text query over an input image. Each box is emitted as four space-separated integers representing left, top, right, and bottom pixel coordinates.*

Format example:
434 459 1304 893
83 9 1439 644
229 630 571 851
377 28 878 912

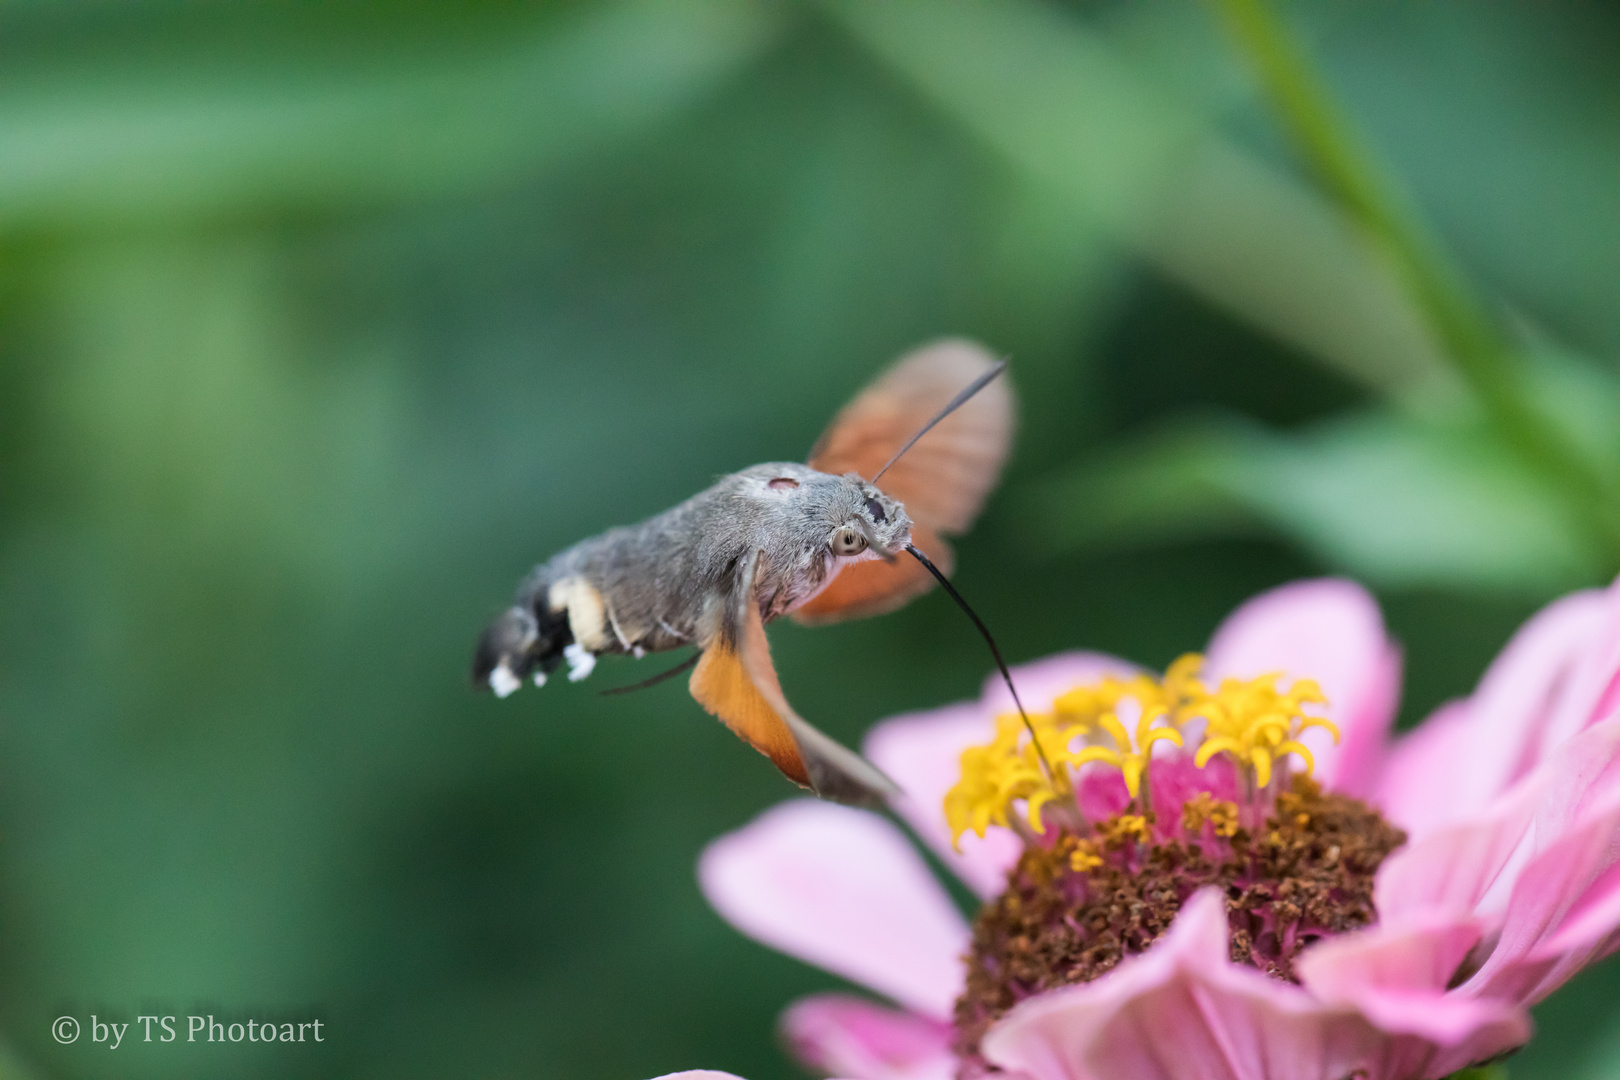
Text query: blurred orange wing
796 339 1013 625
809 338 1013 532
689 631 811 789
690 551 898 805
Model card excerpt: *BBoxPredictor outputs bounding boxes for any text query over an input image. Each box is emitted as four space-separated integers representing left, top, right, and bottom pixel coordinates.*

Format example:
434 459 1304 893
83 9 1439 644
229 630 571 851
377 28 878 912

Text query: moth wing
796 338 1012 625
790 526 953 626
808 337 1014 534
689 639 808 787
689 551 898 806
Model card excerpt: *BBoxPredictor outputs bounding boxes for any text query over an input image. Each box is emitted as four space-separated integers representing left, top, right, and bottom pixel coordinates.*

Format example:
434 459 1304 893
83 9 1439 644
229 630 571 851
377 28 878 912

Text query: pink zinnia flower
689 577 1620 1080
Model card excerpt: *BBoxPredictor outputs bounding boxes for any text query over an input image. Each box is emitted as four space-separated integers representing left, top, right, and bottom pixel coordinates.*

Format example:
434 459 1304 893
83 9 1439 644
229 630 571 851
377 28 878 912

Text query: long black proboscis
600 651 700 696
871 360 1007 483
904 543 1057 781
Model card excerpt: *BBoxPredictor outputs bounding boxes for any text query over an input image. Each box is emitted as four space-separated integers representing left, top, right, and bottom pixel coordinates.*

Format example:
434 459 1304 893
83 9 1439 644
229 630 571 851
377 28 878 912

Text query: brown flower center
952 777 1406 1076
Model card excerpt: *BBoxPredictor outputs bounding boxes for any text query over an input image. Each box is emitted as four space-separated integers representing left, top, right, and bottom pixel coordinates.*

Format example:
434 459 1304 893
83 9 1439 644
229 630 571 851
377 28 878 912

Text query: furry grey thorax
472 463 912 692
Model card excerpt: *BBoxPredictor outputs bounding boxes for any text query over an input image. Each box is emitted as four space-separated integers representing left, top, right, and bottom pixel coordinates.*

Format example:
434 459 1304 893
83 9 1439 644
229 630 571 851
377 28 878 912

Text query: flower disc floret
954 777 1406 1071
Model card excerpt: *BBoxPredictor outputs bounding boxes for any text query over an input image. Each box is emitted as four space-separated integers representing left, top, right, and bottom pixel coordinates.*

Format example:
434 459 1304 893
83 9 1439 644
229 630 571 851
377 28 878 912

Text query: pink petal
1543 857 1620 958
1297 915 1527 1048
1522 857 1620 997
1296 916 1480 1000
698 800 968 1020
1466 787 1620 1004
648 1072 864 1080
864 703 1022 899
1536 578 1620 759
1377 717 1620 926
1524 715 1620 841
1469 589 1608 789
977 651 1144 718
1375 700 1473 838
781 994 957 1080
1374 773 1543 922
1204 579 1400 797
981 890 1383 1080
1380 589 1609 835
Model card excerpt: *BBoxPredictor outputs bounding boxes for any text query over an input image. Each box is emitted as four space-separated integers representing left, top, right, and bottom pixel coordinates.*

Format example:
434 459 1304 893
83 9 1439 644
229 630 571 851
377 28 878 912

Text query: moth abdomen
472 567 576 697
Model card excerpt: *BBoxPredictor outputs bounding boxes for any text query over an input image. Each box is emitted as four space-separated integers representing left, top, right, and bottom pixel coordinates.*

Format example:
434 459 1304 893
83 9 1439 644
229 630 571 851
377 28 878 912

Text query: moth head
830 474 911 561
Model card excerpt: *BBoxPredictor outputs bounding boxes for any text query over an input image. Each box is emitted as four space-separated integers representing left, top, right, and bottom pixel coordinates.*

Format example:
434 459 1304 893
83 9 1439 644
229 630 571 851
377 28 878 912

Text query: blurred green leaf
824 0 1456 401
1519 338 1620 492
1217 0 1620 553
0 1040 46 1080
1033 400 1608 595
0 0 784 227
1571 1021 1620 1080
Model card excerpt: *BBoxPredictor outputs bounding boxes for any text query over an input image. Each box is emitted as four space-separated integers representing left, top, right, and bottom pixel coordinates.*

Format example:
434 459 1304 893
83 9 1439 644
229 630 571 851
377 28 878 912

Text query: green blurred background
1 1 1617 1078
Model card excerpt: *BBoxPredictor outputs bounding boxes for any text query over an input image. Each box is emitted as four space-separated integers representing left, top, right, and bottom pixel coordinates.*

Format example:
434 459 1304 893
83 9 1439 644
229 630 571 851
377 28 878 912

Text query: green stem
1217 0 1620 558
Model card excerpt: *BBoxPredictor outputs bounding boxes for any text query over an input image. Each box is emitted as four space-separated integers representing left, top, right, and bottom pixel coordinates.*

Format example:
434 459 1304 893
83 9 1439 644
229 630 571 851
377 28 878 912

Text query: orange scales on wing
795 339 1014 625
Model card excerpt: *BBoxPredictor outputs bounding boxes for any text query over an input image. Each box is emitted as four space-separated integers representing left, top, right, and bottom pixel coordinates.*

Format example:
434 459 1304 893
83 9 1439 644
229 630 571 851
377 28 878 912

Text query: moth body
472 338 1014 806
473 463 912 693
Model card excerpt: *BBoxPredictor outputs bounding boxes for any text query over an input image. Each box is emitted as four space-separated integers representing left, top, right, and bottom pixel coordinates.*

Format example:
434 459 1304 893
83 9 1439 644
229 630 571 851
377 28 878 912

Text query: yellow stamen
943 654 1336 845
1180 668 1338 789
1109 814 1151 843
1182 792 1240 837
1026 788 1059 835
1252 746 1274 789
1068 839 1103 873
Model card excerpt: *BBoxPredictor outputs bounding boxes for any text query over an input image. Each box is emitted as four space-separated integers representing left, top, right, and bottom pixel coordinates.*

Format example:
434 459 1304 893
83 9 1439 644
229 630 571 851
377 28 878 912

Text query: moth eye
768 477 800 491
864 497 887 524
831 526 868 557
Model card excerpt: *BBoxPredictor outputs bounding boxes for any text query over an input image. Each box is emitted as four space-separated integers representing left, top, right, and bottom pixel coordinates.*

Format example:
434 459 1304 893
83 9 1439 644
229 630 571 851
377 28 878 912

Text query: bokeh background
1 2 1617 1078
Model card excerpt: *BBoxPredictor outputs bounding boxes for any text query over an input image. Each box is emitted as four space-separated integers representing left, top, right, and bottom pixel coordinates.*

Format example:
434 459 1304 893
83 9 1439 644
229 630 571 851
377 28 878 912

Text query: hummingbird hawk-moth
472 339 1014 806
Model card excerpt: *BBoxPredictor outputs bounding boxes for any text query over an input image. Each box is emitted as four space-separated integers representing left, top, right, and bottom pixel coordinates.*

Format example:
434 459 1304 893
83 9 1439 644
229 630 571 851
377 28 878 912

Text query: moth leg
563 643 597 682
547 576 620 682
601 651 701 696
688 549 898 806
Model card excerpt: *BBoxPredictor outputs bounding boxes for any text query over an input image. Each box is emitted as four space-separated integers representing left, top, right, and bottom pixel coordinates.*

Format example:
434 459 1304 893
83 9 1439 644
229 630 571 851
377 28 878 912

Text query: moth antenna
871 360 1008 483
600 651 701 696
904 543 1058 785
